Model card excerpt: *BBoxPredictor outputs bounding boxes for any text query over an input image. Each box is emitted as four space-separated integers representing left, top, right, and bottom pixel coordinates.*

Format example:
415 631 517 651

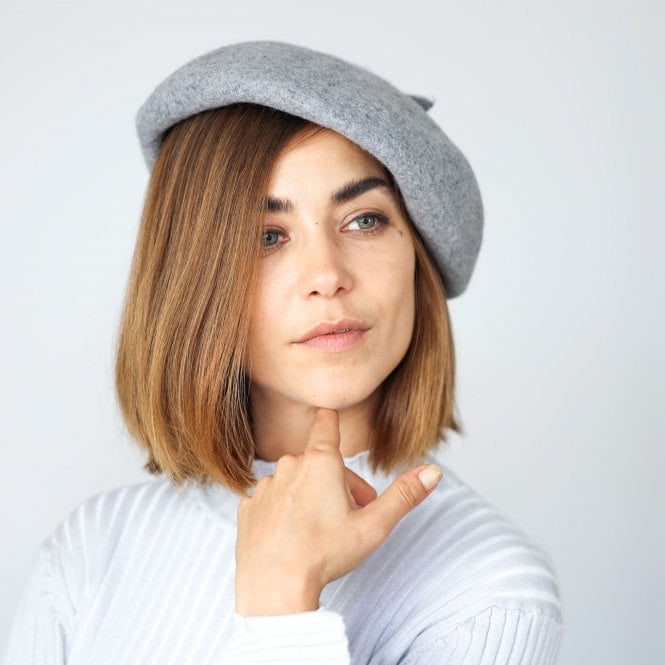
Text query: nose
296 231 353 299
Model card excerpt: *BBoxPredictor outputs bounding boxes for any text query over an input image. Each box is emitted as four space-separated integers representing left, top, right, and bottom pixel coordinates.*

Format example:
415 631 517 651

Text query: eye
262 229 282 248
344 213 388 232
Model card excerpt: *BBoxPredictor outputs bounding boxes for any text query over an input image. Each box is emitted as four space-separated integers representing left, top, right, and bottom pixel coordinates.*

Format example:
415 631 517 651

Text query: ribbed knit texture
1 449 563 664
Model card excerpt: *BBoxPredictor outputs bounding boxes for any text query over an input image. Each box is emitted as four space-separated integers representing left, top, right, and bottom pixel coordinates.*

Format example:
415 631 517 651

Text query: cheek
384 250 417 354
247 265 295 380
376 246 416 316
247 289 273 368
395 277 416 342
249 267 285 336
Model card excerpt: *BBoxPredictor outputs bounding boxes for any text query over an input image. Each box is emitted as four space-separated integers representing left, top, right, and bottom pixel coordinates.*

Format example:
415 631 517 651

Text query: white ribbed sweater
2 449 564 664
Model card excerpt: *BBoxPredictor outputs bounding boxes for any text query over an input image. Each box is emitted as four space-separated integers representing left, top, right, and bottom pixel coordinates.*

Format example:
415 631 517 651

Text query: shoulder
50 476 185 550
390 463 563 626
44 476 205 601
327 460 564 660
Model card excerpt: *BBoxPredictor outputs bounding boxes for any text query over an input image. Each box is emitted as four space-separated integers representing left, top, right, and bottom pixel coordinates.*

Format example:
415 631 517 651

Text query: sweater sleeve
398 606 563 665
220 604 350 664
0 537 75 665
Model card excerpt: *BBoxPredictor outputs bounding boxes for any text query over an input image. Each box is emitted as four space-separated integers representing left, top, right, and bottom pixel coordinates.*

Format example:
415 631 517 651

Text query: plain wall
1 1 663 663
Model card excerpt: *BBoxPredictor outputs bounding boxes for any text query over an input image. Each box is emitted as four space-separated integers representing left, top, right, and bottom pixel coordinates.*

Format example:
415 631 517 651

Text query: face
247 128 416 412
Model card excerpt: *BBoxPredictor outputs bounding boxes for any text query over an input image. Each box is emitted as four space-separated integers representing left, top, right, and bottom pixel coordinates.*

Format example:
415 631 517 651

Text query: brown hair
115 102 462 495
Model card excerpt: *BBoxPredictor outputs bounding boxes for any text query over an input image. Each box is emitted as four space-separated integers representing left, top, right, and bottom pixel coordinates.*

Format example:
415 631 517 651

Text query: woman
2 41 563 664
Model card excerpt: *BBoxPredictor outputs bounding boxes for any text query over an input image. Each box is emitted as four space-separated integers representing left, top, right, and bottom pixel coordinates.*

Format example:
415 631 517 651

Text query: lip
294 318 371 351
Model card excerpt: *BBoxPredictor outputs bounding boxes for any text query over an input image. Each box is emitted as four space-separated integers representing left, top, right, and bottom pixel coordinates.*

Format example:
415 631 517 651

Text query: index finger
305 408 340 452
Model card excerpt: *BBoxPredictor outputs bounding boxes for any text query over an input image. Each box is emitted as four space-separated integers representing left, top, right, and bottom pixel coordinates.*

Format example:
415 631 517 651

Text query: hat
135 40 483 298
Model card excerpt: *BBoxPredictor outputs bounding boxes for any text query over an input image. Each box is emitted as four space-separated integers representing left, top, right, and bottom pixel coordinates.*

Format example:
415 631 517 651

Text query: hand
234 408 443 616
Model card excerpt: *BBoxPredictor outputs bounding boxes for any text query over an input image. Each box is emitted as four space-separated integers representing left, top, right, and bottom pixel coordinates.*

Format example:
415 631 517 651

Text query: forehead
271 128 386 180
265 128 399 214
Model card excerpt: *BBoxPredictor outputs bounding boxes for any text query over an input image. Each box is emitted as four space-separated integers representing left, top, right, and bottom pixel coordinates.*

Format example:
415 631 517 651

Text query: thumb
357 464 443 546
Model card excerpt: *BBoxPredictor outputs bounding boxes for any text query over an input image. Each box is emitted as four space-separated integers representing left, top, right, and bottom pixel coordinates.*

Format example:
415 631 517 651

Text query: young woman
2 41 563 664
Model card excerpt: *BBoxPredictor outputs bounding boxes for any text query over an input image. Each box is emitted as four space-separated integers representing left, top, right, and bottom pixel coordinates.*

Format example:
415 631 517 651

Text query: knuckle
237 496 251 513
304 446 334 462
395 480 420 509
254 476 272 492
275 454 297 472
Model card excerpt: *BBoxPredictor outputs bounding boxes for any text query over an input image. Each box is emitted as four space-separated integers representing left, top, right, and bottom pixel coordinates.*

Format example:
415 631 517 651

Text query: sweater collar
250 447 418 496
194 447 420 522
251 447 374 479
192 450 438 523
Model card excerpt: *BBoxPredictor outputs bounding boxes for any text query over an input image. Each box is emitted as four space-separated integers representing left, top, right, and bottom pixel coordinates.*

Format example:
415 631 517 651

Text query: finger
357 464 443 546
304 408 341 452
344 466 378 507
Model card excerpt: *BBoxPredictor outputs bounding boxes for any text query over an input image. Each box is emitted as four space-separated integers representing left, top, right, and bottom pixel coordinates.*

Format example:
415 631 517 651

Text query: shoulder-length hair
115 102 462 495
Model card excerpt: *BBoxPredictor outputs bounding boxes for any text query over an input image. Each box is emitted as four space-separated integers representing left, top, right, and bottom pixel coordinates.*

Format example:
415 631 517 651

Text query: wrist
235 575 322 617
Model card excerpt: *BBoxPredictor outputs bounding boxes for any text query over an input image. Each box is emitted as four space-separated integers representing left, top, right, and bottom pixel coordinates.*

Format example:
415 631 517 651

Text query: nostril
297 252 353 298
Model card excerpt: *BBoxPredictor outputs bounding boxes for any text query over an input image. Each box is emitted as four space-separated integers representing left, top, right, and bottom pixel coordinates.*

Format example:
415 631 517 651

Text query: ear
409 94 435 111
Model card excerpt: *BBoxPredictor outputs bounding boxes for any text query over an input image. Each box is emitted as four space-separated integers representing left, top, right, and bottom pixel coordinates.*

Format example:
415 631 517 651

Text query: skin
235 128 443 616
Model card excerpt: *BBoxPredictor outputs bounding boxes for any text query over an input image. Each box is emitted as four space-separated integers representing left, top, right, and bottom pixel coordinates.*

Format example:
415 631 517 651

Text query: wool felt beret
135 40 483 298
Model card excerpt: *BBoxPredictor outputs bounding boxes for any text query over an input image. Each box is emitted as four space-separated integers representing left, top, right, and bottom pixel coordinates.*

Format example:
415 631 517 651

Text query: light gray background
1 1 663 663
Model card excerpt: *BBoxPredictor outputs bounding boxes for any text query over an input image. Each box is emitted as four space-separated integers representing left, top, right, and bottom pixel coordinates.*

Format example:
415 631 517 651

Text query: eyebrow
265 176 399 213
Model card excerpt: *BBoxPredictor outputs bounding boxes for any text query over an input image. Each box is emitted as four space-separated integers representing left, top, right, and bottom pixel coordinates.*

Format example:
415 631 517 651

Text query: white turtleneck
1 449 563 664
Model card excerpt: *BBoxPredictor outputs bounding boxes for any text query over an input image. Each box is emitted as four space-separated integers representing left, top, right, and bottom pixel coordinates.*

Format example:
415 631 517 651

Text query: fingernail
418 464 443 491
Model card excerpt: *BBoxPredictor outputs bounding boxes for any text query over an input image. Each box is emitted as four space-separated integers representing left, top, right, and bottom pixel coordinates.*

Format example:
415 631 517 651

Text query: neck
249 388 376 462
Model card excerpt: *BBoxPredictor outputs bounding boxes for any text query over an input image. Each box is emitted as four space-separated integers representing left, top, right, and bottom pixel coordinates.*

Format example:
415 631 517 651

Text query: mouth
295 319 370 351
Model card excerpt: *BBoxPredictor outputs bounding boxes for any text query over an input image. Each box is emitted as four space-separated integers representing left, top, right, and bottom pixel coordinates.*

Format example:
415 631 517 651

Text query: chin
250 362 394 413
298 384 380 412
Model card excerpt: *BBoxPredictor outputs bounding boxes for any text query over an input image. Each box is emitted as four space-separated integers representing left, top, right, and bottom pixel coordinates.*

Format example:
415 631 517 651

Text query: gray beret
135 40 483 298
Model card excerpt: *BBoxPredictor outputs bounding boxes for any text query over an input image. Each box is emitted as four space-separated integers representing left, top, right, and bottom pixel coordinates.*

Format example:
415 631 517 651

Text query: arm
220 605 351 664
397 606 563 665
218 604 563 665
1 537 75 665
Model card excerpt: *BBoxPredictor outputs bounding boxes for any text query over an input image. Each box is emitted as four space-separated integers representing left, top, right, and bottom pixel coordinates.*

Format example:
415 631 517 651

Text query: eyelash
346 213 389 233
261 213 389 251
